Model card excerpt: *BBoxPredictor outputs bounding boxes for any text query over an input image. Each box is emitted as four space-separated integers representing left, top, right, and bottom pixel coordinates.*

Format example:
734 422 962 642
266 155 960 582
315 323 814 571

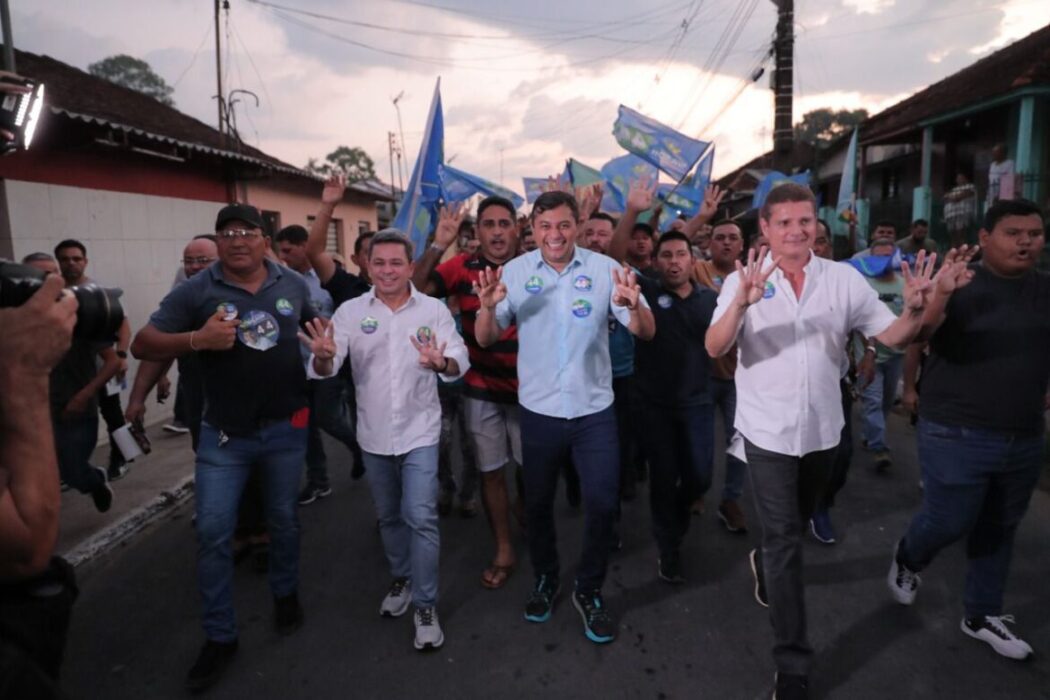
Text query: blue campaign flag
567 158 603 186
393 78 443 260
612 105 708 182
600 153 658 211
751 171 812 211
438 164 525 211
689 144 715 191
657 183 703 217
836 128 859 228
523 177 547 204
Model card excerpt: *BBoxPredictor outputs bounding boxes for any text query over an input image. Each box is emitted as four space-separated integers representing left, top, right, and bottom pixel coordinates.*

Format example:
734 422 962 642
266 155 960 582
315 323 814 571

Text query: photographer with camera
0 271 78 697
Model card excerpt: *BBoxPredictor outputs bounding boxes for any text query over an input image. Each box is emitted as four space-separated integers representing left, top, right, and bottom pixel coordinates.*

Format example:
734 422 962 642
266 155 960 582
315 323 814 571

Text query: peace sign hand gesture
472 266 507 309
733 245 781 308
297 317 336 360
699 184 726 222
612 265 641 310
900 249 937 312
410 333 449 372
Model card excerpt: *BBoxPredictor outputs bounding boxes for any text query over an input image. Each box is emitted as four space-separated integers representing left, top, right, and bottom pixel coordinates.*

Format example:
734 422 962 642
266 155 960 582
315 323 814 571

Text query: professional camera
0 261 125 341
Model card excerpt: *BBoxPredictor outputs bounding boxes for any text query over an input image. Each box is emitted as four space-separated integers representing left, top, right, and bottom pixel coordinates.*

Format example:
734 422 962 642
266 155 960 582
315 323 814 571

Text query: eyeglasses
216 229 261 240
182 257 216 265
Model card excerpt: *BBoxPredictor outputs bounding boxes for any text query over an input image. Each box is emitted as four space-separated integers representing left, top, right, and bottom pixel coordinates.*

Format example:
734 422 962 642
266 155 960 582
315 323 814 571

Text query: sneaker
717 500 748 533
961 615 1033 660
298 485 332 506
524 575 560 623
413 607 445 651
163 422 190 434
809 510 836 545
107 462 129 482
749 548 768 608
91 468 113 513
887 542 921 605
874 450 892 472
380 578 412 618
185 638 238 692
274 592 303 635
437 490 453 517
458 498 479 518
658 553 685 585
572 589 616 644
773 672 809 700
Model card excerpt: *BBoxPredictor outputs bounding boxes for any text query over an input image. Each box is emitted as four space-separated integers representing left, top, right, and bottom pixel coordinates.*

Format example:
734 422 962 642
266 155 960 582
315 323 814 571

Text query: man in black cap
132 202 315 693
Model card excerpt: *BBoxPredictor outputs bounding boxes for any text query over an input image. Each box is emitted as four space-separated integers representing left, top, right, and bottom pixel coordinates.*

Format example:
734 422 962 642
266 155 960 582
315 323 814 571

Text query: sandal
481 563 515 590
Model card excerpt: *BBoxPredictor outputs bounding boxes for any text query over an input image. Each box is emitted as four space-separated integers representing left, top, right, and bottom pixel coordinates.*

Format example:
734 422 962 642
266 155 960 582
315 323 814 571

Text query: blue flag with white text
601 153 658 211
439 164 524 210
689 144 715 191
751 171 812 211
393 79 443 259
612 105 708 182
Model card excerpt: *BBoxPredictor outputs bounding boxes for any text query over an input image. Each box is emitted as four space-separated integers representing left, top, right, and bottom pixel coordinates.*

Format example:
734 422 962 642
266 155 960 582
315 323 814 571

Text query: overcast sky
13 0 1050 197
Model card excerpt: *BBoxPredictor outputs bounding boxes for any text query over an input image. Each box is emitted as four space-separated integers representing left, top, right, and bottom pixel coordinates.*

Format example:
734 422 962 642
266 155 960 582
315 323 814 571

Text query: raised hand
699 184 726 222
575 183 603 220
626 176 656 214
434 202 466 249
321 173 346 206
932 244 977 295
612 265 641 309
733 245 781 307
900 249 937 311
297 317 336 360
472 266 507 309
410 333 448 371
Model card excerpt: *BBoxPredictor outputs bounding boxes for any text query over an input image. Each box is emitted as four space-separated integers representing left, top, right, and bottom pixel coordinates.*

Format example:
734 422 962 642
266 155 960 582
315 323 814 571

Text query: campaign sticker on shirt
657 294 673 309
573 275 593 292
416 326 433 344
525 275 544 294
763 281 776 299
275 298 294 316
360 316 379 335
713 275 724 289
237 309 280 352
571 299 593 318
216 302 238 321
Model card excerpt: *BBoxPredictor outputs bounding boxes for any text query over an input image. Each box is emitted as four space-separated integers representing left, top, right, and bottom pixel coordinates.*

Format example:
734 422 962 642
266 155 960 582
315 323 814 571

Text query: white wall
7 179 221 428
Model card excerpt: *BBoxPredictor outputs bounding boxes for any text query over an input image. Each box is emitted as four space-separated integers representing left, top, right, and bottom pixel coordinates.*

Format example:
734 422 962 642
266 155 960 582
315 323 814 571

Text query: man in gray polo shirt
131 204 315 693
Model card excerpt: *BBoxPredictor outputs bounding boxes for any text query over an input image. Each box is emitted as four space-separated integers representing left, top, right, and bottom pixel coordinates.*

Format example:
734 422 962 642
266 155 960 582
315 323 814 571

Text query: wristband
430 243 447 254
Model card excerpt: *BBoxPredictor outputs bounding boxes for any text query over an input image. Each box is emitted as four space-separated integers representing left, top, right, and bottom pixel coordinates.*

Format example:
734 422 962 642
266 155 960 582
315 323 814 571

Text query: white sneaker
413 607 444 650
961 615 1033 660
887 542 921 605
379 578 411 618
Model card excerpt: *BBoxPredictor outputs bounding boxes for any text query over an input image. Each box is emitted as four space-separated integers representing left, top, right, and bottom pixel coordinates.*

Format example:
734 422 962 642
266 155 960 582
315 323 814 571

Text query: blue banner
751 171 812 211
689 144 715 191
439 163 524 210
522 177 547 204
393 79 443 260
600 153 658 212
657 183 703 217
612 105 708 182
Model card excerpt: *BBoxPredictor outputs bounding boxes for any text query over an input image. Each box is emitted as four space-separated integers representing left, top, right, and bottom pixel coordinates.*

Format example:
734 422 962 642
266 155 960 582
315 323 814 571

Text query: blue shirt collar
533 245 586 274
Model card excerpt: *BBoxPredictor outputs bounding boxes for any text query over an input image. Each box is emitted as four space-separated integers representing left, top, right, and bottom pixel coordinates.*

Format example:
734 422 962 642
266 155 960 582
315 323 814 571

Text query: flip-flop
481 563 515 590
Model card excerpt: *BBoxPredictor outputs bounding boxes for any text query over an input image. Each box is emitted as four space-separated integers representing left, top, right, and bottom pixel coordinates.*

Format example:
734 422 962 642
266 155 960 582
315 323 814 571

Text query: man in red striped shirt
412 196 521 589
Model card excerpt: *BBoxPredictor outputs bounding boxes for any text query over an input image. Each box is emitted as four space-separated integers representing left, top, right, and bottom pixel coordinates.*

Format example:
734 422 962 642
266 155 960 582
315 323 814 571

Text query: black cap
215 203 264 231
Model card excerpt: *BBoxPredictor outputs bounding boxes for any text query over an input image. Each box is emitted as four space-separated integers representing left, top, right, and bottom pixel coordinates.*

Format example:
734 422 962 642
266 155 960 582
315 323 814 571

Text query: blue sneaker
524 575 559 623
809 509 836 545
572 589 616 644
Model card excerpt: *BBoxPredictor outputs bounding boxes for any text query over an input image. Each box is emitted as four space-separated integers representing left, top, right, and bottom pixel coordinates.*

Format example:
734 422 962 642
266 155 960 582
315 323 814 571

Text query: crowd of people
2 165 1047 700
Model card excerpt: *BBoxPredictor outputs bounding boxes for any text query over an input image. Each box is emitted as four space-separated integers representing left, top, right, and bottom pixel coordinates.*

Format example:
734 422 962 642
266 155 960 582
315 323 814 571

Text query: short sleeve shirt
149 260 315 436
322 265 371 307
495 247 648 419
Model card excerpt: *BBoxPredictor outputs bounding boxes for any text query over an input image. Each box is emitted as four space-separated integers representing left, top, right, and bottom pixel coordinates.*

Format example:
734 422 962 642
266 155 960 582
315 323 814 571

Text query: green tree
305 146 376 183
794 108 868 147
88 54 175 107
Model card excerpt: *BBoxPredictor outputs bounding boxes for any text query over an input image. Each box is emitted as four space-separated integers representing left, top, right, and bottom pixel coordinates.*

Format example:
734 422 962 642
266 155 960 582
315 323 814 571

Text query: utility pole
214 0 227 143
392 91 408 188
387 131 397 202
771 0 794 172
0 0 15 72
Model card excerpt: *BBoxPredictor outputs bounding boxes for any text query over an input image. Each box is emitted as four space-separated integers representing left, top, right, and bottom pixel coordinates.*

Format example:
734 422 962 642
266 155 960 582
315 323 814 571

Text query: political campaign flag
523 177 548 204
751 171 812 211
689 144 715 191
439 164 524 210
600 153 658 211
393 78 443 259
837 128 859 225
613 105 708 182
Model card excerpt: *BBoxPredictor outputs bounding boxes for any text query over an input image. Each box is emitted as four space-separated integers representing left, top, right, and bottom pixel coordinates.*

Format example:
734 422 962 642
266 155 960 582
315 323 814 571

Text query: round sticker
525 275 544 294
275 298 294 316
360 316 379 335
763 281 776 299
571 299 593 318
237 310 280 352
713 275 724 289
217 302 238 321
573 275 593 292
416 326 433 344
657 294 673 309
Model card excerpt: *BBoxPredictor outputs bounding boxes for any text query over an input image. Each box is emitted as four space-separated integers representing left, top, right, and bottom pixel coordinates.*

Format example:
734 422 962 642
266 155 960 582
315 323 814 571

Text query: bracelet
865 345 877 355
189 330 199 352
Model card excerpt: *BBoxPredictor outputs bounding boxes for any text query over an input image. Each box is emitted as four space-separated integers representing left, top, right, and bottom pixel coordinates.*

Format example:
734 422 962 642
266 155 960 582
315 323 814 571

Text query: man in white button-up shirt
705 183 937 699
302 230 469 653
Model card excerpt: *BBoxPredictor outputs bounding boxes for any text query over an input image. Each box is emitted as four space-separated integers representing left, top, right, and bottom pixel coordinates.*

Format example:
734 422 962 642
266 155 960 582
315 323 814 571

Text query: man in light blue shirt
475 190 654 644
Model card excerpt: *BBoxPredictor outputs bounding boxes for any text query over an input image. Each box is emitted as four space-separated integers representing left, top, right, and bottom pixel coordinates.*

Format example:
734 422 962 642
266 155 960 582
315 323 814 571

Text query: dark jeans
745 438 835 676
899 419 1043 618
612 375 642 494
437 382 478 501
710 377 747 502
53 411 104 495
638 402 715 556
819 379 854 510
520 405 620 592
96 388 125 467
304 376 359 490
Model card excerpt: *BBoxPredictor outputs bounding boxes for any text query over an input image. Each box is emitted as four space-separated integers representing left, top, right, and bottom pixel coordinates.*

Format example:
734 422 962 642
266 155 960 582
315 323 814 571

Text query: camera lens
0 261 125 341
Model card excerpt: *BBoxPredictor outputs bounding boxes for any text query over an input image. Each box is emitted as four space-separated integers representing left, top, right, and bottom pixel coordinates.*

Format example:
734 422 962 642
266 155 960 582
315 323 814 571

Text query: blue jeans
860 354 903 452
304 376 359 489
520 405 620 593
195 420 307 642
899 419 1044 618
362 445 441 608
711 378 747 502
53 410 103 495
638 402 715 556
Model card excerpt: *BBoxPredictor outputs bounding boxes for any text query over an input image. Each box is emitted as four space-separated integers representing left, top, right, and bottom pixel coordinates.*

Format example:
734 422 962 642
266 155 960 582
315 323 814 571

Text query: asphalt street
60 410 1050 699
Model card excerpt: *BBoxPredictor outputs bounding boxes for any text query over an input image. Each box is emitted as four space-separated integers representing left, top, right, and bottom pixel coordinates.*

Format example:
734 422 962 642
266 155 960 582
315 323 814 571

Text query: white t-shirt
987 159 1014 205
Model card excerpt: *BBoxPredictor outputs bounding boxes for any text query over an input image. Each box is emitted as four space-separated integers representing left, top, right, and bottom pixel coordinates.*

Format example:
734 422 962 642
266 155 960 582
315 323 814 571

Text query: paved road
61 412 1050 699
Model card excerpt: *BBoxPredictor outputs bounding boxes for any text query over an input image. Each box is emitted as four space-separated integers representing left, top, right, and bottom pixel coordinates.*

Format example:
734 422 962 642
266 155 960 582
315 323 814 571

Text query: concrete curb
63 476 195 568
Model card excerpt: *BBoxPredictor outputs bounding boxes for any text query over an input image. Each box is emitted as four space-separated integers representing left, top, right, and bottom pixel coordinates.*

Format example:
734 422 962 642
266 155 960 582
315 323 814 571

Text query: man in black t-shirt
632 231 718 584
888 198 1048 661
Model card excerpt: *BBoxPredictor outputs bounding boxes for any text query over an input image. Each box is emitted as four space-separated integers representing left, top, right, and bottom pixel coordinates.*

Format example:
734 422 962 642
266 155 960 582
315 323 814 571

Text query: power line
229 16 273 118
172 18 213 89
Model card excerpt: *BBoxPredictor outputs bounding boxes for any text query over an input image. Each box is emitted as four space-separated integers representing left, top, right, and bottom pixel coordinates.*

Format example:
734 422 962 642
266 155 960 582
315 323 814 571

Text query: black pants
819 379 854 510
96 389 126 467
